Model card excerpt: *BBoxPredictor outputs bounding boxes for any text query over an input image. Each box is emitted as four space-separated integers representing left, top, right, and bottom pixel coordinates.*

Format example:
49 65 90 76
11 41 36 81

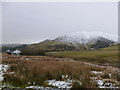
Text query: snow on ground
26 75 74 89
26 86 54 90
96 79 119 88
91 71 120 88
26 86 66 90
46 79 73 88
91 77 119 88
45 75 74 88
91 71 103 74
0 64 9 81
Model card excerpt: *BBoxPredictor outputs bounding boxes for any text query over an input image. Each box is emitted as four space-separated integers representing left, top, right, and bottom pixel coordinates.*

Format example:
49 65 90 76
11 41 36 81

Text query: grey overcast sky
2 2 118 44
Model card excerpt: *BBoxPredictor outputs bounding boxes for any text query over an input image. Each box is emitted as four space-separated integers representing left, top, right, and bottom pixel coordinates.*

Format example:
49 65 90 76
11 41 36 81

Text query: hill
2 32 118 53
16 32 117 52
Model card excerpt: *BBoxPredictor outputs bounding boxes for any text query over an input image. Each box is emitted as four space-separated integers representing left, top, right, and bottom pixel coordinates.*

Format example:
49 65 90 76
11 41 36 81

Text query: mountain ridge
2 32 117 52
15 32 118 51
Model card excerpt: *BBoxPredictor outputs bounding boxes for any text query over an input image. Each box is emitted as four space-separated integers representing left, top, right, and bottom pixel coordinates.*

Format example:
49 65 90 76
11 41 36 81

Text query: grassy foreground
2 55 106 88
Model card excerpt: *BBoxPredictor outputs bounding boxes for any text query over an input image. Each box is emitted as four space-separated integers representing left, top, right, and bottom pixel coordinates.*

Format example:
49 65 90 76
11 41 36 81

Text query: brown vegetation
2 55 104 88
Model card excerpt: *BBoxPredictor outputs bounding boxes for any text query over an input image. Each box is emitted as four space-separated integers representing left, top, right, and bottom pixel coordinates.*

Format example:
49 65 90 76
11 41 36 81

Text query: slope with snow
53 31 118 50
56 31 118 44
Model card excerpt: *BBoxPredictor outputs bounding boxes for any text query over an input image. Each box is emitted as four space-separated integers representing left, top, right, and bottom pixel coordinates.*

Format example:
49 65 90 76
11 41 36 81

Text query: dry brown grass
2 55 104 88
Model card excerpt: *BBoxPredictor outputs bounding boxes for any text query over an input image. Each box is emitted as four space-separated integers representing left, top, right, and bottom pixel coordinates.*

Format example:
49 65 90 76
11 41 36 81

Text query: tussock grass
2 57 103 88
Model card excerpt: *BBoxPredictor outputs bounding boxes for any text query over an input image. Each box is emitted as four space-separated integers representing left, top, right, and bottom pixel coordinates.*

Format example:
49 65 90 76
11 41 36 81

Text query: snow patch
0 64 9 81
91 71 120 88
46 79 72 88
91 71 103 74
26 86 50 89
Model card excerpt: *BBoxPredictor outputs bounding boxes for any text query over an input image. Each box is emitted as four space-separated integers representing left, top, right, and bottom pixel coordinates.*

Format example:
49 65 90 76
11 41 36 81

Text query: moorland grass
2 57 104 88
1 45 119 88
48 46 118 66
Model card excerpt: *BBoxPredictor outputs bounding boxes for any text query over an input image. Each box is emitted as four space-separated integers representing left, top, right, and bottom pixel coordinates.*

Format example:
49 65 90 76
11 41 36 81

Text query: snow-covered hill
55 31 118 44
15 31 118 51
52 31 118 50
